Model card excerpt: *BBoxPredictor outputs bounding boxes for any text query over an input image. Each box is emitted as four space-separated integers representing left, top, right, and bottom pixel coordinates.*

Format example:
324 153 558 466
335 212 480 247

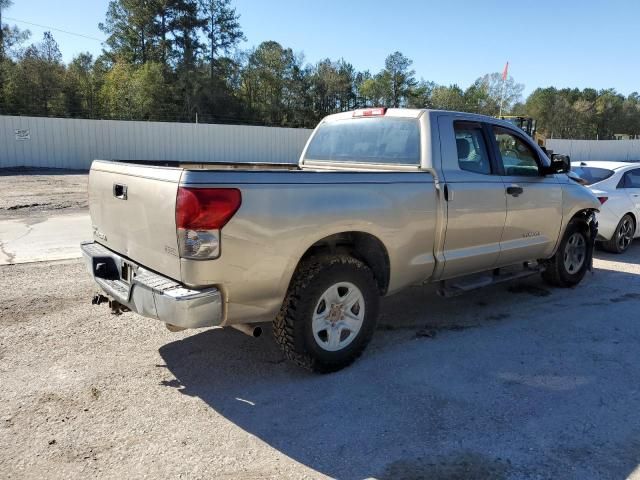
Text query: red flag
502 61 509 81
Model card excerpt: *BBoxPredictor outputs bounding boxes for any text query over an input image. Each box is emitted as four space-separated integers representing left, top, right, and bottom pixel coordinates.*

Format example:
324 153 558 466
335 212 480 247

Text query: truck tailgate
88 160 182 280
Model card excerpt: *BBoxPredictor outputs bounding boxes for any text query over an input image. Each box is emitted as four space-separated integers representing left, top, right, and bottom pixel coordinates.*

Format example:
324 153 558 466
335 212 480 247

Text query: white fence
547 139 640 162
0 116 313 170
10 116 638 169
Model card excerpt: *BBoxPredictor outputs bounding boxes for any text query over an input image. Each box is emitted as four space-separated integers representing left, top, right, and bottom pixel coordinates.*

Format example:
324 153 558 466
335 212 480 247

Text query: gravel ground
2 247 640 479
0 169 88 219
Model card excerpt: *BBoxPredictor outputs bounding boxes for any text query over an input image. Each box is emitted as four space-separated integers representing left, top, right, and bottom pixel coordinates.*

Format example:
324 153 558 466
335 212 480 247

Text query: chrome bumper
81 241 222 329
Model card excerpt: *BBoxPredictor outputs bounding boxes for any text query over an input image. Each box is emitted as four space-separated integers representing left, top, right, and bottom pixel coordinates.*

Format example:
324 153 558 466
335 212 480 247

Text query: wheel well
299 232 390 294
556 210 594 250
569 209 596 228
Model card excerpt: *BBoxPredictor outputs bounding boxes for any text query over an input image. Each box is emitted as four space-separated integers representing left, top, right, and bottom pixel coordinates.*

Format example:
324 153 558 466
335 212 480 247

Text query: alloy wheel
617 217 634 251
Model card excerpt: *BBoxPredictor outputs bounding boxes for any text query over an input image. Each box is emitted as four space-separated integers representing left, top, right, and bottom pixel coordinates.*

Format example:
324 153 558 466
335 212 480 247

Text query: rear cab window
304 117 420 165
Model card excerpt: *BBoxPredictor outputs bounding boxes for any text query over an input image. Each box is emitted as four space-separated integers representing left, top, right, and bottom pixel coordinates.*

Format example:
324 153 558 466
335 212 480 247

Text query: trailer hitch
92 293 109 305
108 299 130 315
91 293 130 315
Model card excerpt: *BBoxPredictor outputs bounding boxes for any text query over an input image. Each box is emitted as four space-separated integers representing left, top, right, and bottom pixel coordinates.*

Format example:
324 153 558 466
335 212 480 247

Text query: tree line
1 0 639 139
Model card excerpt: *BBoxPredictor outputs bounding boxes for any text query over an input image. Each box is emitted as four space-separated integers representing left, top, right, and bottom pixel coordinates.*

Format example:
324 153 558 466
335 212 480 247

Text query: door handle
113 183 128 200
443 184 453 201
506 185 523 197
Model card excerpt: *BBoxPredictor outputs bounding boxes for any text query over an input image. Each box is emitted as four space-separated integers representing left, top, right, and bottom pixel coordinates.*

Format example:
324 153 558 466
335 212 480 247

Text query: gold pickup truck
81 108 600 372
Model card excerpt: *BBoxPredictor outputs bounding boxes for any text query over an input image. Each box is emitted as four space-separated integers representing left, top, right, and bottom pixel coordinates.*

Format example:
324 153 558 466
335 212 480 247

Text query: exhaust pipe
231 323 263 338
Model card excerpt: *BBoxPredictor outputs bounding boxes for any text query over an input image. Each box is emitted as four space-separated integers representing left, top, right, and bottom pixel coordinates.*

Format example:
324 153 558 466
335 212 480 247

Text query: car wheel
273 255 379 373
602 214 635 254
541 219 591 287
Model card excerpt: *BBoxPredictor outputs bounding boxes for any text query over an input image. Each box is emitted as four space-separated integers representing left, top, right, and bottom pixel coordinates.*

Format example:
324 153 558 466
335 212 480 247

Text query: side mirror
543 154 570 175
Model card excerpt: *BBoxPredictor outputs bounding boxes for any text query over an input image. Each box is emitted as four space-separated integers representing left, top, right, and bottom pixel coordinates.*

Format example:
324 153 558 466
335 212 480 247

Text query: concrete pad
0 212 91 264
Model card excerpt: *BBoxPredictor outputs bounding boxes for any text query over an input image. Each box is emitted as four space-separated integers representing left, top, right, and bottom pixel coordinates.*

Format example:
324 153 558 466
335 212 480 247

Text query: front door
491 126 563 266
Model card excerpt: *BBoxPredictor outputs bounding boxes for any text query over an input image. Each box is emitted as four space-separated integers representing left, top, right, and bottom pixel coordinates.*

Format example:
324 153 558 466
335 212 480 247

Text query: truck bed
119 159 301 171
88 159 439 324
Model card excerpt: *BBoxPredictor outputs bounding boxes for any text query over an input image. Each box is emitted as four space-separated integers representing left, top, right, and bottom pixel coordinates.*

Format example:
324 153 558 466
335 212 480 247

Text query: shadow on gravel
158 258 640 479
595 241 640 266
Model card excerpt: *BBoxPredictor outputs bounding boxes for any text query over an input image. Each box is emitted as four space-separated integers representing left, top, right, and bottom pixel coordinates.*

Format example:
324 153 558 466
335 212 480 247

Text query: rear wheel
602 214 635 254
273 255 379 373
541 220 591 287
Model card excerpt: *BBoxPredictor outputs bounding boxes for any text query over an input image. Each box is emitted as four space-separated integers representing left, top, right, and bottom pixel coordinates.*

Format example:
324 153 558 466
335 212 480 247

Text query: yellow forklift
498 116 547 149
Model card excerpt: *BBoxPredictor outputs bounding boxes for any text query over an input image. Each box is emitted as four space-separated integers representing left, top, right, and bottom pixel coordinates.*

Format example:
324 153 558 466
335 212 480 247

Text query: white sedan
571 161 640 253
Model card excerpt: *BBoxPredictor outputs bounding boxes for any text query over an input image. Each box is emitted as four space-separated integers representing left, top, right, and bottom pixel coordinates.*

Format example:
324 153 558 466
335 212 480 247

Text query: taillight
597 196 608 205
175 187 241 259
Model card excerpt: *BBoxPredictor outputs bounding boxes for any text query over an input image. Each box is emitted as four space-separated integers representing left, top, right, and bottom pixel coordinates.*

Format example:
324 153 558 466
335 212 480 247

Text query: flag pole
498 61 509 117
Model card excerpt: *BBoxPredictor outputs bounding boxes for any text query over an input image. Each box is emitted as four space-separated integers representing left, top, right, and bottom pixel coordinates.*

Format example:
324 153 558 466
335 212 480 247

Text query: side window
493 127 540 177
621 169 640 188
454 122 491 175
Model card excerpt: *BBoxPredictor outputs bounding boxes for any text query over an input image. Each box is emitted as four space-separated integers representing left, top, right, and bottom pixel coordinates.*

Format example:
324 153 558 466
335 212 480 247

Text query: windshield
304 117 420 165
571 166 615 185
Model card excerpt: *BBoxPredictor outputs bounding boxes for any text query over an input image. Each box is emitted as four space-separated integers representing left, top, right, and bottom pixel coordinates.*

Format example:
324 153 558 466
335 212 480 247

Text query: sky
2 0 638 98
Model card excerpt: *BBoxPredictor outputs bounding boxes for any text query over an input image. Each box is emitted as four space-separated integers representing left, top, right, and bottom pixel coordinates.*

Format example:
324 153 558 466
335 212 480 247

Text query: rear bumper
81 241 222 329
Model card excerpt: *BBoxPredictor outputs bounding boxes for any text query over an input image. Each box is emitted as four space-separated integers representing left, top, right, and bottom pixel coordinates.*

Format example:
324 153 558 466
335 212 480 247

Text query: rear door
89 160 183 280
490 126 563 265
438 117 507 279
620 168 640 230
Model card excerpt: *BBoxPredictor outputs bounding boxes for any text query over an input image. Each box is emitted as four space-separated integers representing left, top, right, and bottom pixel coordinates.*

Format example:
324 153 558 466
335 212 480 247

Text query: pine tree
199 0 244 78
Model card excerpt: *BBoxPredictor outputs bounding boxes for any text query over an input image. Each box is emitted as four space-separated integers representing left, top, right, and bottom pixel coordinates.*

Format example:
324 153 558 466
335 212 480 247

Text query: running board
437 265 543 298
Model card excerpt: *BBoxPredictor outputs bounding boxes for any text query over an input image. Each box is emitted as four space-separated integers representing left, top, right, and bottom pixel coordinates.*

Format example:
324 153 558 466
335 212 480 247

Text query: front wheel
541 220 591 287
273 255 380 373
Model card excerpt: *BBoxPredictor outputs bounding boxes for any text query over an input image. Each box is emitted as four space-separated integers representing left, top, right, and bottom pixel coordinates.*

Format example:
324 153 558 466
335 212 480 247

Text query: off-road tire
541 220 591 287
601 214 635 254
273 255 379 373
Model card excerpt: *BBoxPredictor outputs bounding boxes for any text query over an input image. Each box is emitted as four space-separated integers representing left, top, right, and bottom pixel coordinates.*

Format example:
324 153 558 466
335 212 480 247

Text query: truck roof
321 108 517 127
322 108 425 121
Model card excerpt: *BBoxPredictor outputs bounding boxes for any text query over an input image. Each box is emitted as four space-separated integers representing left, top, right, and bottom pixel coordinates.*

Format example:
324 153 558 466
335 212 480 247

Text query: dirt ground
2 173 640 479
0 168 88 219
